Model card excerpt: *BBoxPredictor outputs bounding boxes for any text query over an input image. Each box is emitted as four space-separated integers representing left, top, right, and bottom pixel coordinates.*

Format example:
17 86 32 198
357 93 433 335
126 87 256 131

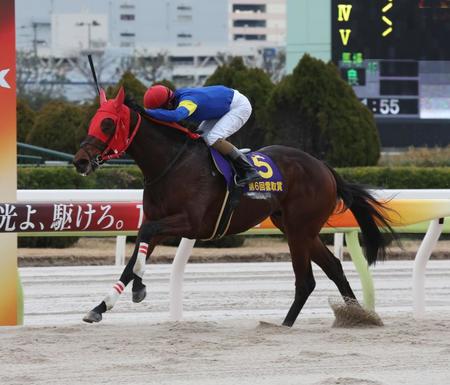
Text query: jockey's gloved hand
125 97 147 115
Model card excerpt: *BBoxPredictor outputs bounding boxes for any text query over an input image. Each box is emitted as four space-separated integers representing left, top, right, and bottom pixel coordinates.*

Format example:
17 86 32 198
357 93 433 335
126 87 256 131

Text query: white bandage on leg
132 242 148 279
104 281 125 310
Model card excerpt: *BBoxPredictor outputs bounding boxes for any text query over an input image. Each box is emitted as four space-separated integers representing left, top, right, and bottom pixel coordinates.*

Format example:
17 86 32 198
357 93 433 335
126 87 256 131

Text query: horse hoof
83 310 102 323
132 286 147 303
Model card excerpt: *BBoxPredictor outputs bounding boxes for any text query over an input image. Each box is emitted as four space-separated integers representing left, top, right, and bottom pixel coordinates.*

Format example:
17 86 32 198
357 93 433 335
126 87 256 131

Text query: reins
141 113 200 140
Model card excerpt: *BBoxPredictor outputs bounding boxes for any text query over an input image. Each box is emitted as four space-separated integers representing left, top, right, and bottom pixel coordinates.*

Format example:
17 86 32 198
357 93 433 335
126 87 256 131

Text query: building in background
51 14 108 55
16 0 286 100
229 0 286 46
286 0 330 73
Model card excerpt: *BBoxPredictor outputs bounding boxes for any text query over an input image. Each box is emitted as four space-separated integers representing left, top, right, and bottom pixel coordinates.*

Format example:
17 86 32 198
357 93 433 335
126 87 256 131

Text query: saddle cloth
203 148 284 240
209 148 284 193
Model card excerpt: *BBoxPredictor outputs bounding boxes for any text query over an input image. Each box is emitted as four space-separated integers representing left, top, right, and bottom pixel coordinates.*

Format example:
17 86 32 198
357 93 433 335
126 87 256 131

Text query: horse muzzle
73 157 93 176
73 147 105 175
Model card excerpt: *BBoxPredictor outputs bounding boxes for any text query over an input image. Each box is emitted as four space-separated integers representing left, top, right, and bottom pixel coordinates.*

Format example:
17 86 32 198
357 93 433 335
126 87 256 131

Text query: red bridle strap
145 116 201 140
101 113 142 161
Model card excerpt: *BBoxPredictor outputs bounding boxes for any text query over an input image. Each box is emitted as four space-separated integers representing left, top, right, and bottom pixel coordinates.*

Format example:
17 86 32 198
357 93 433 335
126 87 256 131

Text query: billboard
332 1 450 120
0 0 21 325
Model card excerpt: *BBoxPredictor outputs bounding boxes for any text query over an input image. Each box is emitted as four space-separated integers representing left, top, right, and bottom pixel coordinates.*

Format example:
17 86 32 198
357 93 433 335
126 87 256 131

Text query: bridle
80 107 142 171
79 136 108 171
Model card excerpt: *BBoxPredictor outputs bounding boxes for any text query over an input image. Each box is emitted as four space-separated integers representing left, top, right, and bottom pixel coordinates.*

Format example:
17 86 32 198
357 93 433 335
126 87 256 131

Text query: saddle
204 148 284 240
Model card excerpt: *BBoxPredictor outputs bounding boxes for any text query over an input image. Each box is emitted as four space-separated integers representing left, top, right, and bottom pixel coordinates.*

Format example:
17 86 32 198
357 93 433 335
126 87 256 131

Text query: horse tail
326 165 395 266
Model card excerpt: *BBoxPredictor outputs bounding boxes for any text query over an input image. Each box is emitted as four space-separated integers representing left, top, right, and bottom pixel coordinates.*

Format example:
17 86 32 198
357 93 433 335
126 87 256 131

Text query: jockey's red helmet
143 85 174 109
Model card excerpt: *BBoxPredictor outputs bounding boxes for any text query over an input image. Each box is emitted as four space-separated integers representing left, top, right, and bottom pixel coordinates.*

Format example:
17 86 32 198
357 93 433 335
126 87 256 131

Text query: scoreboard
332 0 450 120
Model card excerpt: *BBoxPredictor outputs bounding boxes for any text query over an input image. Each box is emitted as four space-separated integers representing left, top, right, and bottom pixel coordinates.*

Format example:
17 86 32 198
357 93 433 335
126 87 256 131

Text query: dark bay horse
73 87 394 326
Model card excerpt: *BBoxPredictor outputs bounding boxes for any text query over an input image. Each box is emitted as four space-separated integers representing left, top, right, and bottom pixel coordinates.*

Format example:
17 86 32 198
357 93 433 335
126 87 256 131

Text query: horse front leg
131 235 165 303
83 214 190 323
82 221 162 323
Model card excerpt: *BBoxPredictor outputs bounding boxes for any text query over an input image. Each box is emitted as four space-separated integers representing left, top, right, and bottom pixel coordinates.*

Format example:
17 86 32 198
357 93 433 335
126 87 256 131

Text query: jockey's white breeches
198 90 252 146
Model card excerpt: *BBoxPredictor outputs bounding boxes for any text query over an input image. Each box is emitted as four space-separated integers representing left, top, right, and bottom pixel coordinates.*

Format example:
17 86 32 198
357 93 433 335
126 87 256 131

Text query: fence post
334 232 344 260
170 238 196 321
115 236 127 266
345 231 375 310
413 218 444 319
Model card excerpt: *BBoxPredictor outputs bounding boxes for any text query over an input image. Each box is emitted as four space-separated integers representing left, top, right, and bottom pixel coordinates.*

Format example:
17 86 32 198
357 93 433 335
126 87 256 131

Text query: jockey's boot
227 149 263 187
212 139 262 187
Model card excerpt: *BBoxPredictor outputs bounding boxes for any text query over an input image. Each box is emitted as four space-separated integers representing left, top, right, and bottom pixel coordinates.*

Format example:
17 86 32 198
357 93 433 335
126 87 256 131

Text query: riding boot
212 139 262 187
227 149 263 187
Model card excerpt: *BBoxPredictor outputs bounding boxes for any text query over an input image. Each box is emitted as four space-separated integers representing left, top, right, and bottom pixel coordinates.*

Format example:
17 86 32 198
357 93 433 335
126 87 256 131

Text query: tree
67 52 116 98
16 51 67 109
205 57 274 149
27 101 84 153
17 99 36 142
266 54 380 166
124 50 171 85
152 79 176 91
108 70 147 101
261 49 286 83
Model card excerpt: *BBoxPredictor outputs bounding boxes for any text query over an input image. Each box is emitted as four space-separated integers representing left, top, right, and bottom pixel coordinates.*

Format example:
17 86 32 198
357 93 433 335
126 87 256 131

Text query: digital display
332 0 450 119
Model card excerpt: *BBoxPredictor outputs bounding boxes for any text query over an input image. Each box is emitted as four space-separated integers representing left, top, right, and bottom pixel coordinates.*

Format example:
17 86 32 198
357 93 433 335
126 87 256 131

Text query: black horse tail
326 165 396 266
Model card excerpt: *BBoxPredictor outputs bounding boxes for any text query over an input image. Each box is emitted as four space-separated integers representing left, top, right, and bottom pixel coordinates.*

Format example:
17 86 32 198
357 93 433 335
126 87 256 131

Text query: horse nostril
74 158 90 173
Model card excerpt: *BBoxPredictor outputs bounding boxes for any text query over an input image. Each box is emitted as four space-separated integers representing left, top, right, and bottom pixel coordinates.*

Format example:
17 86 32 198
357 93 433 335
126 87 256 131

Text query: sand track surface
1 316 450 385
1 261 450 385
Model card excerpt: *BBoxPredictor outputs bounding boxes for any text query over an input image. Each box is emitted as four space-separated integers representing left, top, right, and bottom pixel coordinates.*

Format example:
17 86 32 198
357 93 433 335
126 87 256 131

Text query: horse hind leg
270 213 316 327
283 258 316 327
283 232 316 327
310 237 357 304
272 213 357 305
311 237 384 327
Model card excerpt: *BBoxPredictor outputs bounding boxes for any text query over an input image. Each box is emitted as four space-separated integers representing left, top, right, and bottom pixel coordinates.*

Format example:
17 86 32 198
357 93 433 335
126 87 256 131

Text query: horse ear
99 88 107 105
114 86 125 108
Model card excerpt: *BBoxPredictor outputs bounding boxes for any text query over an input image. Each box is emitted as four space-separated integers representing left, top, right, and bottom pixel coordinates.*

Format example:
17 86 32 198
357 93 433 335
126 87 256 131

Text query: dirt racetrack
1 260 450 385
2 315 450 385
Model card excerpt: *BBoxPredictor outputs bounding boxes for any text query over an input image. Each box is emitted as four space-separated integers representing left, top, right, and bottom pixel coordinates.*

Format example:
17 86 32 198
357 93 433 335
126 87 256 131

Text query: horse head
73 86 139 175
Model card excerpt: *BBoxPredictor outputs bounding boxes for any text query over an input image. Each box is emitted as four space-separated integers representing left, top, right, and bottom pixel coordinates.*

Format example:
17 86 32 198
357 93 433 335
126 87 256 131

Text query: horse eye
101 118 116 136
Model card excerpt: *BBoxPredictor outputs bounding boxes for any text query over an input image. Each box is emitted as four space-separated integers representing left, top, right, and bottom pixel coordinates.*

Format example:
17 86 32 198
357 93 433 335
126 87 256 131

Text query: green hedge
18 166 144 189
19 236 79 248
18 166 450 189
336 167 450 189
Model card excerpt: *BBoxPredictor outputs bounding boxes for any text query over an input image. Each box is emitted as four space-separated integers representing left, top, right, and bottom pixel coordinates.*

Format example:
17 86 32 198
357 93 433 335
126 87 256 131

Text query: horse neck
126 110 188 180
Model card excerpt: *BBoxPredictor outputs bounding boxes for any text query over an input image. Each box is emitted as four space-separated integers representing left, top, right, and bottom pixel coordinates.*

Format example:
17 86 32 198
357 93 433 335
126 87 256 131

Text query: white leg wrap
104 281 125 310
132 242 148 279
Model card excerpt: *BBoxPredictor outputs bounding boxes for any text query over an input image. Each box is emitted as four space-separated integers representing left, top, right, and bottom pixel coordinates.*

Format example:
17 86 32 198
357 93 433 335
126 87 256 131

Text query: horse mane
124 94 147 115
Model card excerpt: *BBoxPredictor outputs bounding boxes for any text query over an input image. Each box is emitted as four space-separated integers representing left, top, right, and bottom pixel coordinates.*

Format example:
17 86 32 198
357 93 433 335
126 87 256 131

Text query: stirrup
235 172 262 187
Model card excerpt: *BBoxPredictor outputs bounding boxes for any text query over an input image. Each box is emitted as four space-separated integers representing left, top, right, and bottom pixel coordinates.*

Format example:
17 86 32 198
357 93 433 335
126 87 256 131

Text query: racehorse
73 87 394 327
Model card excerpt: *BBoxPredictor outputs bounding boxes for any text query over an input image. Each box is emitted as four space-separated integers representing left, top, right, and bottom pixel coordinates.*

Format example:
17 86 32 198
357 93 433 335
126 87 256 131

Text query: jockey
143 84 262 187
